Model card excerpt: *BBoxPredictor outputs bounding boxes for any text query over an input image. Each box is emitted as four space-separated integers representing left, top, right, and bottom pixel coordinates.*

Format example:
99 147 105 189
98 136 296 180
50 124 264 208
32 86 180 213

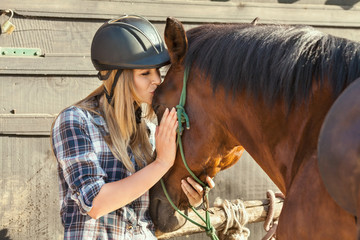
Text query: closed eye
141 71 150 76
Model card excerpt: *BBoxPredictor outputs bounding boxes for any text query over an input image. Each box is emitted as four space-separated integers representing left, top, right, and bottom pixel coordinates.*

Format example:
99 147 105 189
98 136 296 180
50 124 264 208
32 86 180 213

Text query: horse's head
150 17 244 233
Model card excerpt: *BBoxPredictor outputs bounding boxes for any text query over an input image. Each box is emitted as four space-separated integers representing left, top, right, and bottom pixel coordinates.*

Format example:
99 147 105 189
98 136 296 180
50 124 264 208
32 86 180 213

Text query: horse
150 17 360 239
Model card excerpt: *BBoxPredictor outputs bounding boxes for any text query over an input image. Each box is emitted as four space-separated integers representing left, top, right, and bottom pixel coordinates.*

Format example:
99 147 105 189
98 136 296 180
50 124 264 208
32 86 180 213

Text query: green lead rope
160 180 217 239
159 66 219 240
175 66 203 187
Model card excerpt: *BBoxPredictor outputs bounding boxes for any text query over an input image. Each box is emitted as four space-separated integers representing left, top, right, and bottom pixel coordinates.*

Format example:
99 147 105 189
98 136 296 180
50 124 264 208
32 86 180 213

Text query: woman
51 15 214 239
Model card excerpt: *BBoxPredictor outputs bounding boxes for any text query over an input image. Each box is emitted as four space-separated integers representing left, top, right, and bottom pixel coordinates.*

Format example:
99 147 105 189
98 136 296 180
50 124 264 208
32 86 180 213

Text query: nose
152 70 162 85
152 74 161 85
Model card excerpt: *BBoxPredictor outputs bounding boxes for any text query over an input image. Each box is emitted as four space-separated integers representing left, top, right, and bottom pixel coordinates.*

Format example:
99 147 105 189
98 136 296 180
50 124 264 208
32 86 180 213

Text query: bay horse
150 17 360 239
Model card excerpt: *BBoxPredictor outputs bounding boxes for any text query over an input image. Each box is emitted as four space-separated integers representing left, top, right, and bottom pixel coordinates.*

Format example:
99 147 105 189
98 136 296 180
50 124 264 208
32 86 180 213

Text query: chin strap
97 69 123 104
134 103 142 124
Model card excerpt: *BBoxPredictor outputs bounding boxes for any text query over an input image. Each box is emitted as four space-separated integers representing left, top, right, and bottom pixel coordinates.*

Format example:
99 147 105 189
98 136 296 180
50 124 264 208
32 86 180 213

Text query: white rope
214 197 250 240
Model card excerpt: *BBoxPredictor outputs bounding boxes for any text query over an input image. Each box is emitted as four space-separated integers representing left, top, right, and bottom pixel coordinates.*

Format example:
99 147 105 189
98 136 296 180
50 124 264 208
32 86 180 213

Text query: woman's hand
155 107 178 169
181 176 215 207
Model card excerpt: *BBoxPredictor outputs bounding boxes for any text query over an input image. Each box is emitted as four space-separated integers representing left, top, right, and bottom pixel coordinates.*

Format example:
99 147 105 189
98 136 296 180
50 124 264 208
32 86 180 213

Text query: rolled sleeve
71 173 105 214
52 107 107 214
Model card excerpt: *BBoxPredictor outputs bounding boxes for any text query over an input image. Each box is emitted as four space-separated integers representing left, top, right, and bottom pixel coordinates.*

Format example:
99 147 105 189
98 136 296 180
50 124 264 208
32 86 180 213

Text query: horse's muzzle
149 182 187 232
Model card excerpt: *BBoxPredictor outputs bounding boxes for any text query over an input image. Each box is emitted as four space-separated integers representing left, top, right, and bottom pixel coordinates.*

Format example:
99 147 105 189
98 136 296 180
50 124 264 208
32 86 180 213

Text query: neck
231 86 335 194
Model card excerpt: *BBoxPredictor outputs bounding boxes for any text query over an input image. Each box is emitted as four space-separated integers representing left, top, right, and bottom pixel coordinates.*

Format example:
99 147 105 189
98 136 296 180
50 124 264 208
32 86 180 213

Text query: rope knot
176 104 190 135
206 226 216 238
202 186 211 210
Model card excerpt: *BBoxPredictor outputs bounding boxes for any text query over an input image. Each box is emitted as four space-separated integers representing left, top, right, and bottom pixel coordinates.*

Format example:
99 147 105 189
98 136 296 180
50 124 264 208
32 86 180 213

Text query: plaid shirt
52 106 157 240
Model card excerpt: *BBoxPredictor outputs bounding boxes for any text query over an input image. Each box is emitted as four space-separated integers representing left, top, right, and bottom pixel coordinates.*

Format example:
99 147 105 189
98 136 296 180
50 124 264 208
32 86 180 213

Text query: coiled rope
214 198 250 240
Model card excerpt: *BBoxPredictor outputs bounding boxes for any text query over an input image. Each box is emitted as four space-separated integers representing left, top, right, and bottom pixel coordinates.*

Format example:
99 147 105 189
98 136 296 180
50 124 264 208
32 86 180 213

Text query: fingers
206 176 215 189
186 177 203 194
163 107 176 125
182 176 215 207
182 176 215 196
181 179 199 202
169 108 178 139
158 108 169 130
158 108 177 138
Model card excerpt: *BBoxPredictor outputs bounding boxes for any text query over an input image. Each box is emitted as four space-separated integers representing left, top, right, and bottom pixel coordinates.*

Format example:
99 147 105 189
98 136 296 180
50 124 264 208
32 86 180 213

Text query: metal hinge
0 47 42 57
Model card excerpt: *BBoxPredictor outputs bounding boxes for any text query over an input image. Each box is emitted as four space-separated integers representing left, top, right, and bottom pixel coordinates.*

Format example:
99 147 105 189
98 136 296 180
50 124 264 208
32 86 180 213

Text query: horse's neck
227 87 334 193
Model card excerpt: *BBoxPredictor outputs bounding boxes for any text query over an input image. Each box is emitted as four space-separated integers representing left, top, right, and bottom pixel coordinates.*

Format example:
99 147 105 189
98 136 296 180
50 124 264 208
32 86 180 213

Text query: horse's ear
164 17 188 64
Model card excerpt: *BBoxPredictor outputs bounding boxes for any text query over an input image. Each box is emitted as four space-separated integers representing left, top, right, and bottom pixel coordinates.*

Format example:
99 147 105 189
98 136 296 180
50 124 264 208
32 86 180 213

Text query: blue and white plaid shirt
52 106 157 240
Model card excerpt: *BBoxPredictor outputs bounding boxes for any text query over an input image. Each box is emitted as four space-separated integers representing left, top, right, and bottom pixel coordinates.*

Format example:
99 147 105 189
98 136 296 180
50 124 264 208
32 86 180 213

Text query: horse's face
150 17 244 233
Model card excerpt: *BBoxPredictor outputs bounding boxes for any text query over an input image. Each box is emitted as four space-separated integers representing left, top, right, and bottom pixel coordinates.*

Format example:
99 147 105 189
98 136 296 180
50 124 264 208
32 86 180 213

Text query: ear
164 17 188 64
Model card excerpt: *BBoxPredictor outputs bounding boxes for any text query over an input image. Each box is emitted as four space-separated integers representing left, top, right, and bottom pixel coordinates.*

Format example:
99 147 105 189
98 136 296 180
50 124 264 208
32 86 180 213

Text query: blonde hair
74 69 155 172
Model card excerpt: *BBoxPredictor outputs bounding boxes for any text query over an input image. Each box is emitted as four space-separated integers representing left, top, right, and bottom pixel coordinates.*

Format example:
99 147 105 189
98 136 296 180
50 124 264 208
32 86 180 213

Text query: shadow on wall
278 0 300 3
0 229 11 240
325 0 360 9
277 0 360 9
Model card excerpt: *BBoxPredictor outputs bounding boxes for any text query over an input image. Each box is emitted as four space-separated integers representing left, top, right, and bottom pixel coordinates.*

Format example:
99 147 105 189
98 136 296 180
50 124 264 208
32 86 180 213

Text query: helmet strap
97 70 112 80
98 69 123 105
134 102 142 124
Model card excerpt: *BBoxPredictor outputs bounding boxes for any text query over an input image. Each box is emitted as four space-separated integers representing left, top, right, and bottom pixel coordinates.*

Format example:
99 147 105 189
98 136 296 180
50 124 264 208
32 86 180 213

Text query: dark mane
184 24 360 107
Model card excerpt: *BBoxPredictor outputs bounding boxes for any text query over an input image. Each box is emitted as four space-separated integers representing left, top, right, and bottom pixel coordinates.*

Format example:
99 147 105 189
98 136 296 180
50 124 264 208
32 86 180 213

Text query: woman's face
133 68 161 104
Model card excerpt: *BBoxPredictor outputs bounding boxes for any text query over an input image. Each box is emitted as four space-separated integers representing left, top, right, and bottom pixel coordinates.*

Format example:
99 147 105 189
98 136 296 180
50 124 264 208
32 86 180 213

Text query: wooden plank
223 0 360 7
0 24 359 76
1 28 359 75
0 54 171 76
156 198 284 239
0 114 56 135
2 0 360 27
0 14 101 55
0 54 95 75
0 75 99 114
315 26 360 42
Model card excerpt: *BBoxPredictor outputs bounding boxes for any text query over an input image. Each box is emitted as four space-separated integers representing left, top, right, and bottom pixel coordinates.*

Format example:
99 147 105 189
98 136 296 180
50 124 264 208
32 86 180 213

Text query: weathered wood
2 24 360 75
2 1 360 27
229 0 359 4
0 54 95 75
0 76 100 114
0 15 172 56
0 114 57 135
0 136 62 240
156 198 284 239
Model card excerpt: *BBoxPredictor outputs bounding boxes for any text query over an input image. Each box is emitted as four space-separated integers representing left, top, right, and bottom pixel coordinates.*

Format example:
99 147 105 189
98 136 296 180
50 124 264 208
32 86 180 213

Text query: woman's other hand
181 176 215 207
155 107 178 169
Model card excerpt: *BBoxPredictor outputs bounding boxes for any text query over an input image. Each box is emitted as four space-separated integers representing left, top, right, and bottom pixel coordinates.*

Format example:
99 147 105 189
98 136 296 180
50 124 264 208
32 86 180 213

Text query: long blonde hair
74 69 154 172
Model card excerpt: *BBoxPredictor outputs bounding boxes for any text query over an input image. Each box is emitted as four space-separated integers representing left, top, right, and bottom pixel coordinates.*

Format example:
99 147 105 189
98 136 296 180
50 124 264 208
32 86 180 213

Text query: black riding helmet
91 15 170 71
90 15 170 104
